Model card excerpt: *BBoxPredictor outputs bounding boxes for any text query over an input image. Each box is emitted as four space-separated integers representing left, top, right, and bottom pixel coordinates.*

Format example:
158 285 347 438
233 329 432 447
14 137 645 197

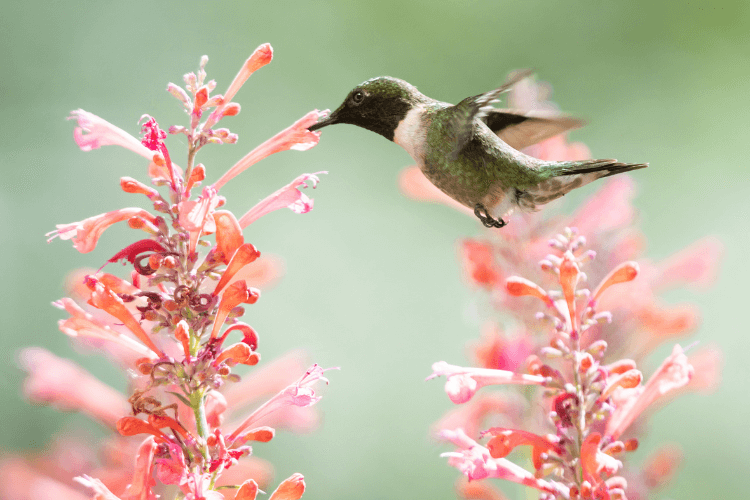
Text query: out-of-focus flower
431 222 714 499
605 344 694 440
427 362 545 404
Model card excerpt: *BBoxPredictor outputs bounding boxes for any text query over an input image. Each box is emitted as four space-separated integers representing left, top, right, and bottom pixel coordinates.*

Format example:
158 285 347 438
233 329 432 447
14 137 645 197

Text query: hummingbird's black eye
351 90 365 105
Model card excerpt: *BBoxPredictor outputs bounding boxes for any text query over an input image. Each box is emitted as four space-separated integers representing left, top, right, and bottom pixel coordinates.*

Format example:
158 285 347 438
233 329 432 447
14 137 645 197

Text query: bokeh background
1 1 748 498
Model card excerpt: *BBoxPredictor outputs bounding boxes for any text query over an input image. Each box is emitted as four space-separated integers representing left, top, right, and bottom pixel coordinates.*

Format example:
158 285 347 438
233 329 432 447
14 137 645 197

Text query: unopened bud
587 340 608 356
167 83 190 105
624 438 639 451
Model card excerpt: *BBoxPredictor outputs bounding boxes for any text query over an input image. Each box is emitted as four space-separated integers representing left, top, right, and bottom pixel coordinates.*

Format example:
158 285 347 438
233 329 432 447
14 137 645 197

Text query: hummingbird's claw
474 204 507 229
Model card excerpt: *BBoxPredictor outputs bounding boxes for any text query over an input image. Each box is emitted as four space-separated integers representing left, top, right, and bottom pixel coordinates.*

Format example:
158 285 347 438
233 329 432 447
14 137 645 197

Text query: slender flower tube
269 473 306 500
213 210 244 264
481 428 561 469
505 277 553 307
590 261 639 303
19 347 129 429
227 365 332 442
209 280 260 339
605 344 693 440
238 172 326 228
203 43 274 131
85 276 165 357
212 112 327 191
116 417 171 441
236 479 260 500
439 429 561 494
47 208 158 254
69 109 154 157
559 251 580 331
55 298 155 357
74 475 122 500
428 361 545 404
213 243 261 295
178 186 220 255
120 437 158 500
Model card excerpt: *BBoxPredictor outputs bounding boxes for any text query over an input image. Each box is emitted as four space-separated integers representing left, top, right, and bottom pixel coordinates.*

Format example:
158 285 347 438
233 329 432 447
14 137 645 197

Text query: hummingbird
308 71 647 228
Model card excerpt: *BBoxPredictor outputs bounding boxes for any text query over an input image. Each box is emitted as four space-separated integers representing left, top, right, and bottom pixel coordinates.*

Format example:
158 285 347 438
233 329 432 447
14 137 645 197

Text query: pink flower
54 298 155 358
69 110 154 158
0 456 90 500
651 236 723 291
19 347 129 429
237 173 325 227
227 365 334 442
120 437 157 500
454 476 509 500
154 442 187 486
178 186 221 255
469 324 535 372
432 393 524 440
47 208 159 254
212 243 261 296
427 362 545 404
85 276 165 357
213 210 244 264
580 433 622 485
74 474 123 500
68 110 183 179
605 345 694 440
209 280 260 339
439 429 560 494
398 166 474 216
460 240 503 289
212 111 328 191
203 44 274 131
269 473 306 500
481 428 562 470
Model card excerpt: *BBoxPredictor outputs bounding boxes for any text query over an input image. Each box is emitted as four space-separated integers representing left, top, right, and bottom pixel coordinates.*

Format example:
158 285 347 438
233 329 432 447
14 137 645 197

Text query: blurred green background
1 1 748 498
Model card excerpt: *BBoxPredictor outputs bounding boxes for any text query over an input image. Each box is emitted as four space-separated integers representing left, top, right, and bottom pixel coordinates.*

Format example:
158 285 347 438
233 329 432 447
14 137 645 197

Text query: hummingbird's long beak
308 109 341 131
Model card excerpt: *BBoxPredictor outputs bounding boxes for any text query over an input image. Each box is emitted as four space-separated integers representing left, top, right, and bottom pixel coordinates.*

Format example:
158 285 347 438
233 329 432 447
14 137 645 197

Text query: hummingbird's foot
474 204 507 229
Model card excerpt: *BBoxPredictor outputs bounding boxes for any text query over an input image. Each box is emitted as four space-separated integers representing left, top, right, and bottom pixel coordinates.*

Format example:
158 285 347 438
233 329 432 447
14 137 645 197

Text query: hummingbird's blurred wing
447 69 534 159
483 110 585 151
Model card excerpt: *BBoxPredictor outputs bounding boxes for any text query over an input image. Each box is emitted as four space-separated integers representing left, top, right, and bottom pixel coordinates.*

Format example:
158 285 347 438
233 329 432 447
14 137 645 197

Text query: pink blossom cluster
414 77 722 499
5 44 335 500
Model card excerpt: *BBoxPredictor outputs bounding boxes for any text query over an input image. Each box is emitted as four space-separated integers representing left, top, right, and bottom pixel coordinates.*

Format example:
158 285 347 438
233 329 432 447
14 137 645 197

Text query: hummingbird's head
308 77 427 141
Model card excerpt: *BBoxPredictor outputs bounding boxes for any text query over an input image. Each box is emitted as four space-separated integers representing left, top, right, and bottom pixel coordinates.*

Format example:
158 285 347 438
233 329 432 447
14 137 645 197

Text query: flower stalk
32 46 335 500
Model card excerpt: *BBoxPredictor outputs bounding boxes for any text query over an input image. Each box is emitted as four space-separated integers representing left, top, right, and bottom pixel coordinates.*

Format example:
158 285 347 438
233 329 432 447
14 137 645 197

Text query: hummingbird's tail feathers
518 159 647 213
555 159 648 178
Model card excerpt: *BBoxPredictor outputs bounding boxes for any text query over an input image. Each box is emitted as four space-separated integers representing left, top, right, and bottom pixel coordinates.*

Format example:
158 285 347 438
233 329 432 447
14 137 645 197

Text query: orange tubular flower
590 261 639 303
558 251 580 332
173 320 191 361
236 479 260 500
46 207 159 254
269 473 306 500
85 277 165 357
482 428 561 470
213 243 261 295
209 280 260 339
213 210 244 264
505 277 553 307
116 417 170 441
215 342 260 366
203 43 274 131
605 344 693 440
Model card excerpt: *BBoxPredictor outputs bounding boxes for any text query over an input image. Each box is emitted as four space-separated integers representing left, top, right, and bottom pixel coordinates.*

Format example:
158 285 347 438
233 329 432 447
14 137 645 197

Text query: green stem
190 389 211 464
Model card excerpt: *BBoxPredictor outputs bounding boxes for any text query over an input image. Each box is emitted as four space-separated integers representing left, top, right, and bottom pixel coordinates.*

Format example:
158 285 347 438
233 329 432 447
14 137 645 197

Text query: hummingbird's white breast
393 105 427 163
